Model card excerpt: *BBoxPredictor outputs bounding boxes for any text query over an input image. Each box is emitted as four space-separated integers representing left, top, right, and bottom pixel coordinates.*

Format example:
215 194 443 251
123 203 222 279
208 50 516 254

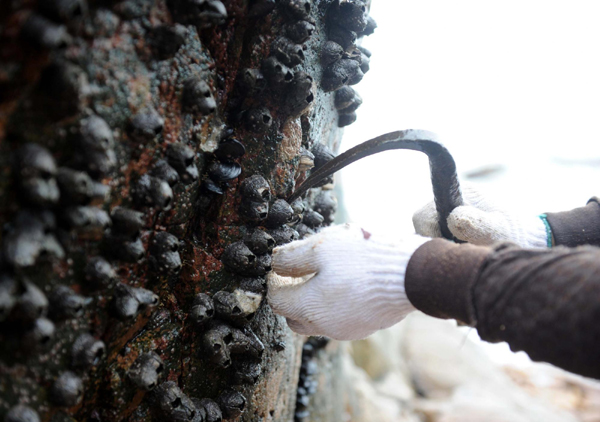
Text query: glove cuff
517 214 549 249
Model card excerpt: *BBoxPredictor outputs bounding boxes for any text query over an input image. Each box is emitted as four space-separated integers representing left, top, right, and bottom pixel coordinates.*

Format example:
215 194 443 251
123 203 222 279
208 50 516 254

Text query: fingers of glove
412 201 442 237
287 316 373 341
272 224 367 277
448 206 511 245
286 318 317 337
267 272 315 321
271 235 321 277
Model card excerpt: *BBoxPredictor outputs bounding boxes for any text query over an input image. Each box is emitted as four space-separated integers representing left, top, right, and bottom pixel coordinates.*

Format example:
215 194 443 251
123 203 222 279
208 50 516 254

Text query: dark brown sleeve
545 198 600 247
406 239 600 379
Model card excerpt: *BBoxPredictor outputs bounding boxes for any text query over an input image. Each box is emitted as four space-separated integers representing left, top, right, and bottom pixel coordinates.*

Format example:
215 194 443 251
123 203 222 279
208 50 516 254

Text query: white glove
267 224 429 341
412 184 549 248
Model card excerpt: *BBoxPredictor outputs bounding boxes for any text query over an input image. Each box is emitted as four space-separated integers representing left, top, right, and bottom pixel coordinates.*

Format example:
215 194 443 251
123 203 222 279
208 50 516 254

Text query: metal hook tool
288 129 463 241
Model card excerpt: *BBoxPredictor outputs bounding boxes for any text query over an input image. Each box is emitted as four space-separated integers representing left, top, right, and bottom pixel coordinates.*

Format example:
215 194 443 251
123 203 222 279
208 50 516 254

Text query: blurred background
335 1 600 421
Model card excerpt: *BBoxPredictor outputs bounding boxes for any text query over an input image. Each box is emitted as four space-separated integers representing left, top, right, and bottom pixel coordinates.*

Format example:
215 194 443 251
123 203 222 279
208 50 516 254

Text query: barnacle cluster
323 0 376 127
0 0 363 419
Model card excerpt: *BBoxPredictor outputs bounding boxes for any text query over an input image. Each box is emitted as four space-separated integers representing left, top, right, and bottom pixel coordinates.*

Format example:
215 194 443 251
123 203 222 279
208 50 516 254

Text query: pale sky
341 0 600 238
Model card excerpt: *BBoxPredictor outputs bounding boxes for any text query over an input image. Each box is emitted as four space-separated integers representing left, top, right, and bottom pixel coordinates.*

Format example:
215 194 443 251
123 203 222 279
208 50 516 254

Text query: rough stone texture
0 0 366 421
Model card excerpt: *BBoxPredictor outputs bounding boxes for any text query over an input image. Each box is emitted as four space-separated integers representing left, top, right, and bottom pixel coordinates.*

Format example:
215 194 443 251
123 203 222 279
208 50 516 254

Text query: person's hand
412 184 549 248
267 224 429 340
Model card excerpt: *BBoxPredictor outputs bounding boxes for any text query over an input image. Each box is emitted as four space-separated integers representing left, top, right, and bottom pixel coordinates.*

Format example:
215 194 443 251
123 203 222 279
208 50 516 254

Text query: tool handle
288 130 463 241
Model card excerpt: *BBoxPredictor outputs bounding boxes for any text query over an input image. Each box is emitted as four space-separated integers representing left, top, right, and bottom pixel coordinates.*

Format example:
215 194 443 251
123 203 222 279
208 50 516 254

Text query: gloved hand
412 184 549 248
267 224 429 340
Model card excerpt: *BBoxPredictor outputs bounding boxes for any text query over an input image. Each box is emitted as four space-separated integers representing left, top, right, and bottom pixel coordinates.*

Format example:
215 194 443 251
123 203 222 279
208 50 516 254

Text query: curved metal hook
288 129 463 240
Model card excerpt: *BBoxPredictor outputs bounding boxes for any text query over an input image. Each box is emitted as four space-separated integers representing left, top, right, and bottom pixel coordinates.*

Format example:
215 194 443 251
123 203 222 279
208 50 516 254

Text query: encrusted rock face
0 0 376 420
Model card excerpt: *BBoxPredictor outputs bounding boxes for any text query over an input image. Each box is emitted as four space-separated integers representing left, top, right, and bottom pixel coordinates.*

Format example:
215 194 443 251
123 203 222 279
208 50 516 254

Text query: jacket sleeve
405 239 600 379
545 198 600 247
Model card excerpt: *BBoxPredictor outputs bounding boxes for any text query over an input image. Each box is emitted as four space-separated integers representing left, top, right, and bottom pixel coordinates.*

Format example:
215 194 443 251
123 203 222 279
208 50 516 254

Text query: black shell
196 398 222 422
321 40 344 66
271 37 307 67
149 231 182 274
334 86 356 110
48 285 89 320
62 206 111 230
261 57 294 86
228 324 264 357
14 143 60 207
245 106 273 133
166 142 199 184
213 290 261 326
71 333 105 368
327 24 357 49
313 191 337 225
207 161 242 183
57 167 109 205
295 222 316 239
151 159 180 186
0 275 17 322
233 361 262 385
80 115 114 153
244 229 275 255
269 226 300 246
302 210 324 228
2 211 64 268
111 207 145 238
218 389 246 420
5 405 40 422
103 235 145 263
22 14 71 49
78 112 114 149
128 352 164 391
14 143 57 180
221 241 270 276
287 71 315 117
50 371 83 407
129 108 165 142
21 317 55 350
338 92 362 114
152 381 197 421
84 256 116 289
284 20 315 44
279 0 311 19
112 283 159 320
329 0 368 33
265 199 294 228
190 293 215 326
312 143 335 169
338 112 357 127
132 174 174 209
239 277 267 295
322 59 362 92
78 148 117 179
214 138 246 160
201 179 224 195
203 323 233 368
358 52 370 73
12 280 48 322
182 76 217 115
237 68 266 96
239 175 271 202
358 15 377 37
239 200 269 222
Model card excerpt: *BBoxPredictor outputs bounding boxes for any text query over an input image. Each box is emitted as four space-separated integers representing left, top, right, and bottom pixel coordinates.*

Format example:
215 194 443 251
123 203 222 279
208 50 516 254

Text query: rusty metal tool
288 129 463 241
